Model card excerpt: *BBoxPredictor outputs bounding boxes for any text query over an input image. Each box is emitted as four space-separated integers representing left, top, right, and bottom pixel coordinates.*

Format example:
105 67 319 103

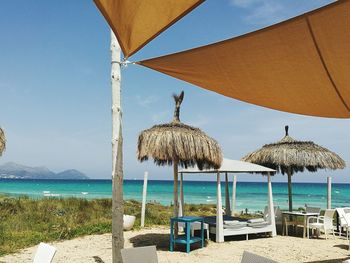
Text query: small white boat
123 215 136 231
81 192 89 195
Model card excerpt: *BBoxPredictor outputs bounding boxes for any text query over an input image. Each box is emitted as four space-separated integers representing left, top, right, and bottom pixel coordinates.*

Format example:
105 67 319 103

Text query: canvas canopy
139 0 350 118
179 158 275 173
94 0 204 58
178 158 277 242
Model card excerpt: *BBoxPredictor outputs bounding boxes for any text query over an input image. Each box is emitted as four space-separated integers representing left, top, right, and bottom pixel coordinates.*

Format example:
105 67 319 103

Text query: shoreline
1 179 349 214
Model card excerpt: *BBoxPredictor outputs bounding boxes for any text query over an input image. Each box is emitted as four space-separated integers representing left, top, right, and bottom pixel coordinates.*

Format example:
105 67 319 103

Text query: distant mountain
0 162 89 180
56 169 88 180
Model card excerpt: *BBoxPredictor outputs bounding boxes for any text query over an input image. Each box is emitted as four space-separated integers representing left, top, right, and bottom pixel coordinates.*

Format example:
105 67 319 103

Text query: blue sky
1 0 349 183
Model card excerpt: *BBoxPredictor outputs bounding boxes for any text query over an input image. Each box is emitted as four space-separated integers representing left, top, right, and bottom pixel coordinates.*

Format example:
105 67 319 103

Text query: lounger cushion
224 222 248 229
247 218 265 224
224 220 240 225
247 222 269 228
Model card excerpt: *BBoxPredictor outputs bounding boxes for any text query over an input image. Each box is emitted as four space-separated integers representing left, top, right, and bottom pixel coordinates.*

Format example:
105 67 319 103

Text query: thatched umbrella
137 91 222 231
242 126 346 211
0 128 5 156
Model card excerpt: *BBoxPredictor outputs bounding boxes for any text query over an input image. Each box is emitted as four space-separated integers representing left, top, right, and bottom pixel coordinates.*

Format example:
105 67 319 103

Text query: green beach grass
0 195 224 256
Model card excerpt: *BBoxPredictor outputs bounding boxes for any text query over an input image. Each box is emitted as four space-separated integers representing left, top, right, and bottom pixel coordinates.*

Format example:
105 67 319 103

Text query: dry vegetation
0 195 223 256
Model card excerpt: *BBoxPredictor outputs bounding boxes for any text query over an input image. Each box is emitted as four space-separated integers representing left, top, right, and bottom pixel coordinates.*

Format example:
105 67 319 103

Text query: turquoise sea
0 179 349 212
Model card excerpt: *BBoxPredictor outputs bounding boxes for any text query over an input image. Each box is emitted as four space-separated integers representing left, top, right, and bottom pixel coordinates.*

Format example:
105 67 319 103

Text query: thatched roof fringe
242 126 346 175
138 91 222 170
0 128 6 156
137 123 222 170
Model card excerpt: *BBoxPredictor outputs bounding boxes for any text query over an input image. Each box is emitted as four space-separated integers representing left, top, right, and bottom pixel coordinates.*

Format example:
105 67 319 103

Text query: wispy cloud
151 110 169 123
136 95 159 108
229 0 333 26
230 0 286 25
186 114 211 127
230 0 265 8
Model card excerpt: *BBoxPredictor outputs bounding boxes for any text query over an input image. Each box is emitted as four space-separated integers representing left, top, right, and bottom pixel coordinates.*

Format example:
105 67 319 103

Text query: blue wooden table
170 216 204 253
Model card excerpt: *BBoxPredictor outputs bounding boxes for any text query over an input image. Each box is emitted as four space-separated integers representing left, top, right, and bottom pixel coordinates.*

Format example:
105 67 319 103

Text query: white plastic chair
123 214 136 231
121 246 158 263
33 243 57 263
307 209 336 239
305 206 321 214
263 206 283 235
263 206 282 225
241 251 278 263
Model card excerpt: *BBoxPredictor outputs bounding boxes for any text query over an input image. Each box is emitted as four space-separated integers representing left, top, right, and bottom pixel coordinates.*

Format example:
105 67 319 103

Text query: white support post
267 172 276 237
111 31 124 263
179 172 184 217
225 173 231 216
231 175 237 216
327 177 332 209
141 171 148 227
216 172 224 242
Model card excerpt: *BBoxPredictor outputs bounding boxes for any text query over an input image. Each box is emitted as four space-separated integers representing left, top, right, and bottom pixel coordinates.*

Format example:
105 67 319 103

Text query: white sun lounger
121 246 158 263
33 243 57 263
336 207 350 239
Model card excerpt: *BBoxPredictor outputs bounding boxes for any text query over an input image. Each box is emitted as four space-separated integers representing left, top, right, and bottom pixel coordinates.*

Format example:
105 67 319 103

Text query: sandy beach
1 227 350 263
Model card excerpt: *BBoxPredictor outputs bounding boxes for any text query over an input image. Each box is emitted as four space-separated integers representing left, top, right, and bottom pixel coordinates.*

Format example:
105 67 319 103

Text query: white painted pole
111 31 124 263
267 172 276 237
327 176 332 209
225 173 231 216
141 171 148 227
179 172 184 217
216 172 224 242
231 175 237 216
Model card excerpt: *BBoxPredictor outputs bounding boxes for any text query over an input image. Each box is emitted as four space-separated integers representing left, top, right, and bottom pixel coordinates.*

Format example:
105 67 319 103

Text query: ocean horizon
0 179 349 212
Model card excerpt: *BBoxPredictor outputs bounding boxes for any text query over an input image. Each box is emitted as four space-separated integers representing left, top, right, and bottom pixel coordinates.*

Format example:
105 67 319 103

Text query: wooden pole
225 173 231 216
267 173 276 236
231 175 237 216
141 171 148 227
216 172 224 242
179 172 184 217
327 176 332 209
287 169 293 212
173 160 179 236
111 31 124 263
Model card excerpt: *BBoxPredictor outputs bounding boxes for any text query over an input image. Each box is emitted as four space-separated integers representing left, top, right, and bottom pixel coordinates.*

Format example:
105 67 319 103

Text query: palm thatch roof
241 126 346 174
0 128 6 156
137 91 222 170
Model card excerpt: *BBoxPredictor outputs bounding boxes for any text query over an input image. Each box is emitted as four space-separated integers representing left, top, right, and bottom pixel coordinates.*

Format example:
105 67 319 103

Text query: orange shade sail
139 0 350 118
94 0 204 58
